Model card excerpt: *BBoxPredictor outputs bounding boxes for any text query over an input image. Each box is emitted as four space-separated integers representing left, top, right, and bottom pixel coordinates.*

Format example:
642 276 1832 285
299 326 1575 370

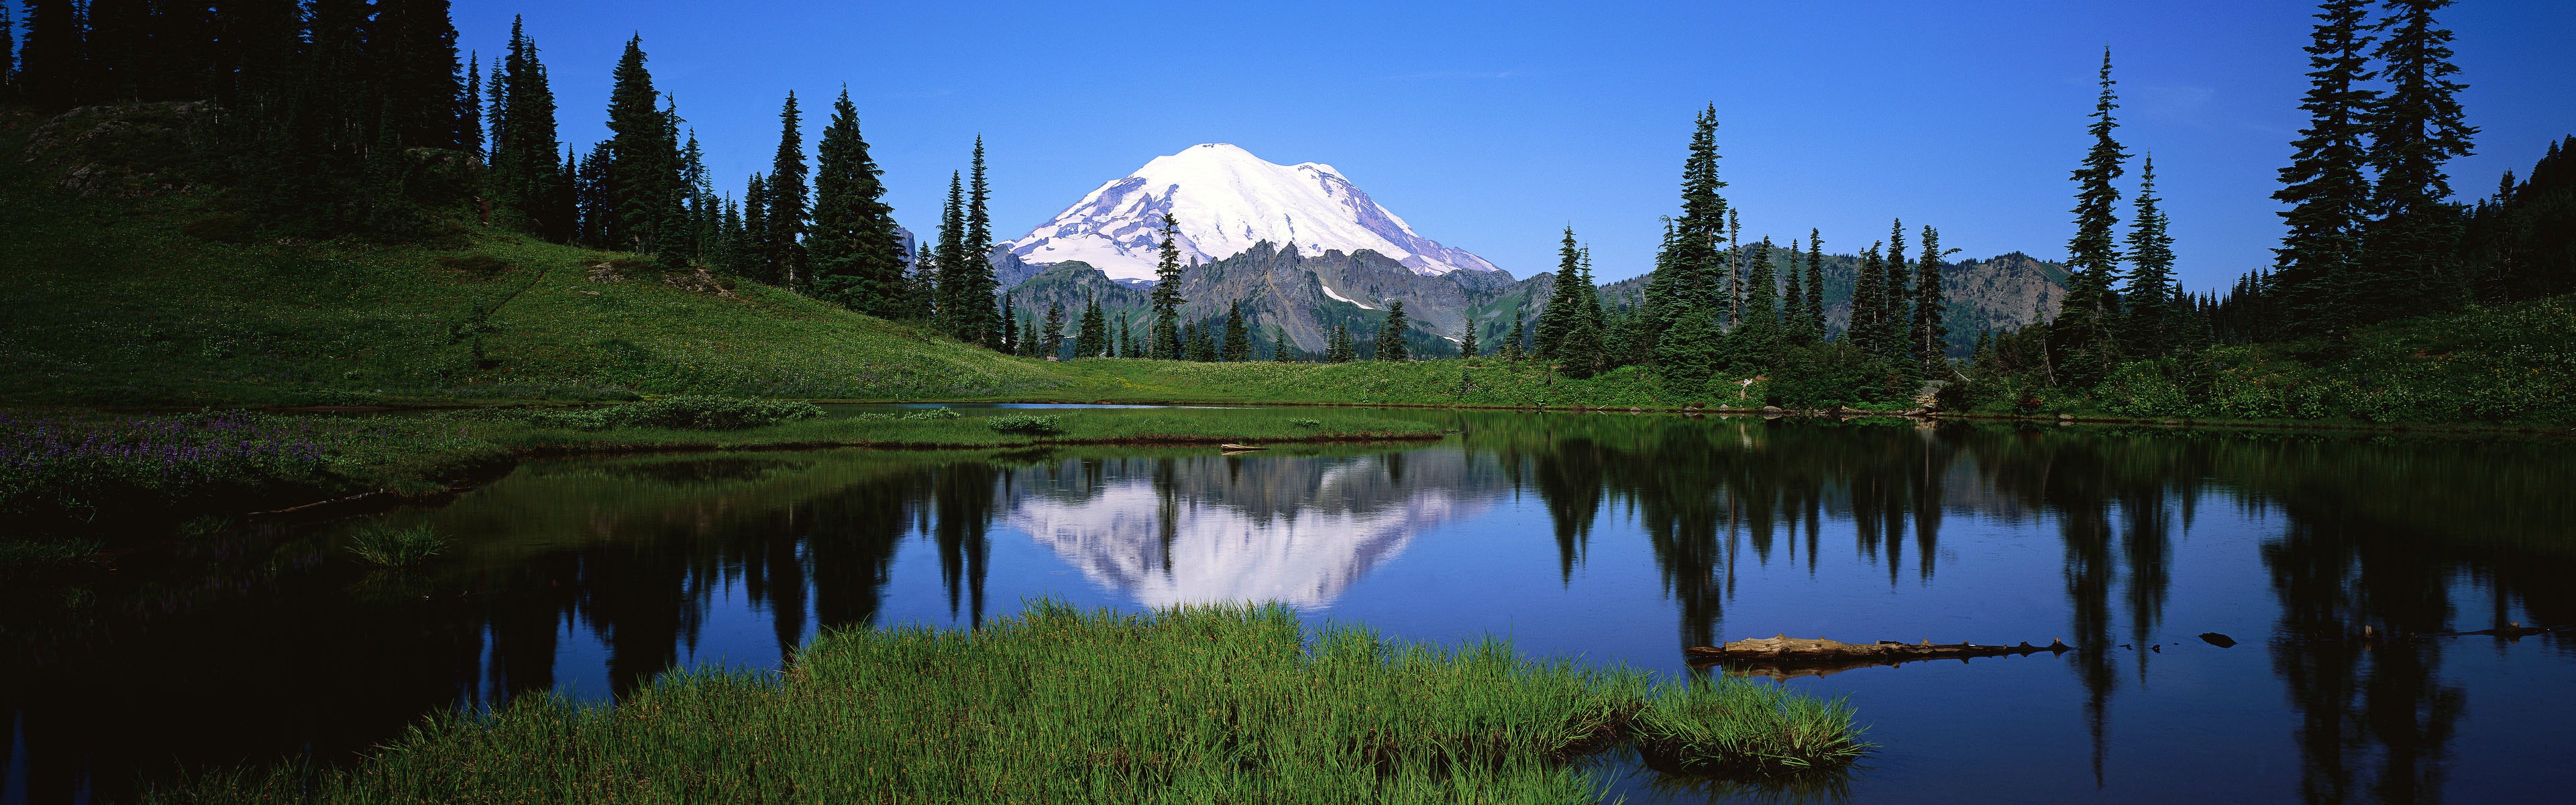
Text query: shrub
985 414 1065 435
526 396 825 431
347 523 446 567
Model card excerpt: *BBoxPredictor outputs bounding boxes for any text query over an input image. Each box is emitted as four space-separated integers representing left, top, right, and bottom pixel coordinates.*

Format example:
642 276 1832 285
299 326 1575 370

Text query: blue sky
453 1 2575 290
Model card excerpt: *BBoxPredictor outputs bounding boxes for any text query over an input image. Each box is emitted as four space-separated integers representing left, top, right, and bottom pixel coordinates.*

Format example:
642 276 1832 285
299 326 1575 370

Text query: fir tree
1074 294 1106 358
2271 0 2378 333
1222 301 1251 362
1273 326 1295 362
1881 219 1911 360
2123 157 2177 357
1911 225 1957 376
17 0 79 109
2055 48 2130 386
1020 315 1040 360
1502 308 1526 363
370 0 464 150
1373 302 1410 361
1733 237 1782 370
1458 315 1479 358
1189 320 1219 362
86 0 146 102
935 172 969 335
1535 228 1591 358
603 36 681 260
1780 237 1809 345
808 89 905 316
488 17 566 239
1 4 14 99
1804 229 1829 338
1848 243 1884 350
741 172 771 281
1116 312 1133 359
1644 107 1730 359
765 92 810 289
1042 301 1067 358
966 137 993 277
462 54 484 162
1148 215 1187 359
999 297 1018 354
2359 0 2475 320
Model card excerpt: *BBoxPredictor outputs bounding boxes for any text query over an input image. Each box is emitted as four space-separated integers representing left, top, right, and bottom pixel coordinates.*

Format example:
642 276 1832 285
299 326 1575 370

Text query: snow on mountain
1005 143 1503 282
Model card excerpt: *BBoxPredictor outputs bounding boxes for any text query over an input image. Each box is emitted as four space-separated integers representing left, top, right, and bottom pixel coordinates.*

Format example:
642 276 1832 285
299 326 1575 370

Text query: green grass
151 601 1866 804
344 523 447 567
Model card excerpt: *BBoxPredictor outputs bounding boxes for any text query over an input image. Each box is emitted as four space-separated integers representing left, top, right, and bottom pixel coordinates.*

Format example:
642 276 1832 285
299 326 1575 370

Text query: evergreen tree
2055 48 2130 386
1273 326 1295 362
488 17 566 239
1074 294 1106 358
603 36 681 260
575 142 610 246
1020 315 1040 359
2123 157 2178 357
765 92 810 289
1910 225 1956 376
462 54 483 162
1 4 14 99
1148 214 1187 359
1804 229 1829 338
966 137 993 278
1502 308 1526 362
2271 0 2378 333
1189 320 1218 362
17 0 78 109
741 172 771 281
2359 0 2475 320
1116 312 1133 359
935 172 969 334
1534 228 1591 358
1042 301 1067 358
1373 302 1410 361
1881 219 1911 360
371 0 465 150
1780 237 1809 345
1222 301 1251 362
808 89 906 316
86 0 146 102
1458 315 1479 358
1848 243 1884 349
1733 237 1781 370
1642 107 1731 360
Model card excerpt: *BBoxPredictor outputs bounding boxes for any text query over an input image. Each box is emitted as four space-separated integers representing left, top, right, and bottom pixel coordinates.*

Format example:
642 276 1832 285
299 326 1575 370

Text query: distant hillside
1012 244 2067 358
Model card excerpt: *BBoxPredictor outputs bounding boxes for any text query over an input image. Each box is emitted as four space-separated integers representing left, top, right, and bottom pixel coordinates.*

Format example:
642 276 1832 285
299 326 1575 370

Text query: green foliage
525 396 825 431
345 522 446 567
1631 678 1871 777
155 601 1864 804
984 414 1065 435
0 535 100 570
1289 418 1323 427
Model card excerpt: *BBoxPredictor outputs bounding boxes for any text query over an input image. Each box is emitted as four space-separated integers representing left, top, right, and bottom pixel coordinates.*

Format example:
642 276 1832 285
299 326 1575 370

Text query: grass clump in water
344 523 445 567
1631 676 1871 777
157 600 1867 803
985 413 1065 434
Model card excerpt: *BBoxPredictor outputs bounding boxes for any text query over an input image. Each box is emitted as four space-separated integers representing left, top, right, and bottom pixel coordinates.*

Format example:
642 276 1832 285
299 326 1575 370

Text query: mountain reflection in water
3 413 2573 804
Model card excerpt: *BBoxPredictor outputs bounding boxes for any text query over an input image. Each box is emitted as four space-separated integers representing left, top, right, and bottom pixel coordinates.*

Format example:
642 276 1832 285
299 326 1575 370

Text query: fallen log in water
1684 634 2073 678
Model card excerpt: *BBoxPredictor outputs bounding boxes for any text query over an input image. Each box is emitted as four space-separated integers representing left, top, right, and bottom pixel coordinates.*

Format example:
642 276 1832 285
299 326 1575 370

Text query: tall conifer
17 0 80 109
1458 315 1479 358
2359 0 2475 319
809 89 905 315
2055 48 2130 385
1375 302 1411 362
766 93 810 288
1781 239 1810 345
1042 301 1067 358
1805 230 1829 338
1222 302 1251 362
2123 158 2177 356
603 36 680 258
1911 226 1955 376
1849 244 1884 349
1075 295 1106 358
935 172 968 333
1733 237 1782 370
2272 0 2377 333
1148 215 1187 359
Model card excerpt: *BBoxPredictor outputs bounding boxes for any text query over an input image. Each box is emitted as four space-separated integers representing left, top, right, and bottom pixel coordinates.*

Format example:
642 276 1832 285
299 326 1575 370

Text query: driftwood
1684 634 2072 678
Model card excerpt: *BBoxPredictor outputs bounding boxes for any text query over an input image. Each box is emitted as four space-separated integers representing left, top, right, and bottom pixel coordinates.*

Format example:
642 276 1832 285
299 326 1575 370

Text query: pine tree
936 172 969 335
808 89 906 316
1780 237 1809 345
1848 243 1884 350
2123 157 2177 357
576 142 611 246
966 137 993 280
1189 320 1219 362
1458 315 1479 358
603 36 681 260
371 0 464 150
765 92 810 289
0 4 15 99
741 172 771 281
1911 225 1956 376
2272 0 2378 333
1074 294 1106 358
17 0 79 109
2359 0 2475 321
1642 107 1731 360
86 0 146 102
1273 326 1295 362
462 54 484 162
488 17 566 239
1020 316 1040 360
2055 48 2130 386
1881 219 1911 361
1535 228 1591 359
1148 214 1187 359
1118 312 1134 358
1501 308 1527 362
1804 230 1829 338
1042 301 1067 358
1373 302 1411 361
1221 301 1251 362
1733 237 1781 370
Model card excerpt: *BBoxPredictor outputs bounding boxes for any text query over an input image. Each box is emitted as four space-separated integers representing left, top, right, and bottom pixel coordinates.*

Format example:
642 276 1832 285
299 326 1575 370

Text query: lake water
5 410 2573 804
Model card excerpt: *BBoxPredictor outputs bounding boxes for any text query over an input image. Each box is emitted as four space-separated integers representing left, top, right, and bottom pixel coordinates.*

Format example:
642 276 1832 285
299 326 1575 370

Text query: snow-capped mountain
1005 143 1503 282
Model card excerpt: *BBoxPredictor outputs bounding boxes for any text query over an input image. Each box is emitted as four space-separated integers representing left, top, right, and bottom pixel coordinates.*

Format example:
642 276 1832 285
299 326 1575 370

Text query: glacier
1004 143 1503 282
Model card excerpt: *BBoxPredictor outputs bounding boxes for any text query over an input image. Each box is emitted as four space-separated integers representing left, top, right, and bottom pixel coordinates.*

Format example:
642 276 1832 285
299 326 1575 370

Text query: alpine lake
6 405 2572 804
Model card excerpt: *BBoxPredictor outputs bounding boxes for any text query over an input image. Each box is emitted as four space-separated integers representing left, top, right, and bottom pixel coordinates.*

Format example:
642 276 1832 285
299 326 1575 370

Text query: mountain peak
1005 144 1503 281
